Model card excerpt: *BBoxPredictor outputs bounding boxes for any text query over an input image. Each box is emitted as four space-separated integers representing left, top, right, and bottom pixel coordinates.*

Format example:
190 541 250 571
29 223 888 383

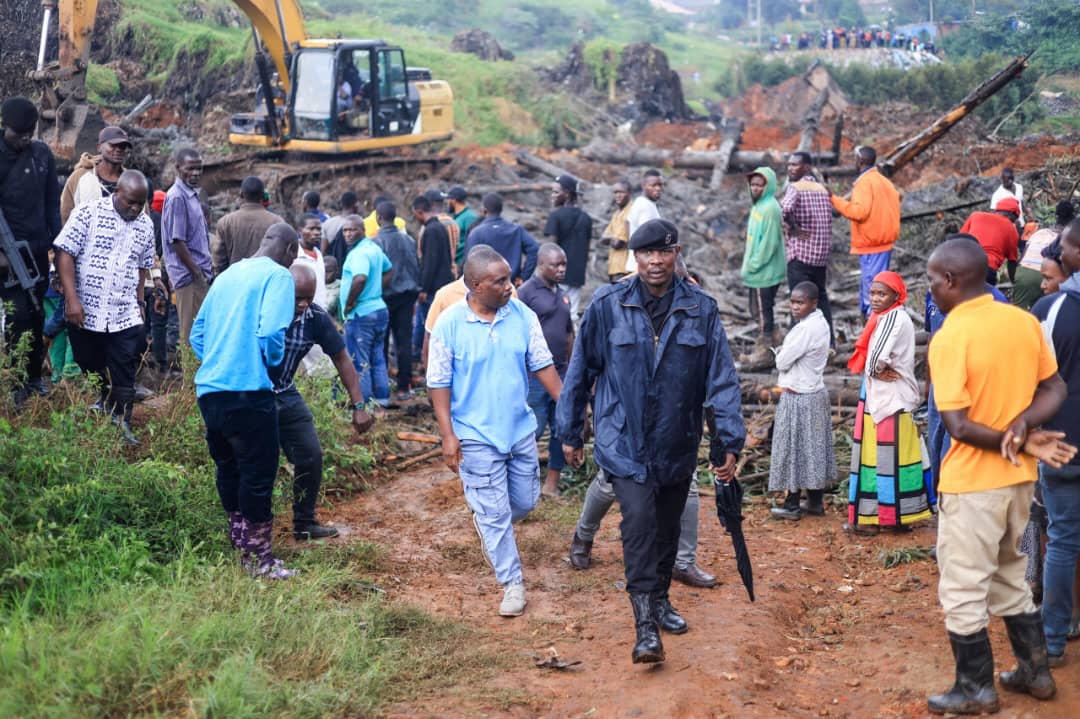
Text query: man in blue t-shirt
427 246 563 618
271 264 374 540
190 223 297 579
341 231 393 406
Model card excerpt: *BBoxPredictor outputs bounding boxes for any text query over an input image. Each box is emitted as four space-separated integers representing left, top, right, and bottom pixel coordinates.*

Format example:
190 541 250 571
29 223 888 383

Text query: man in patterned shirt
54 170 155 444
427 245 563 618
270 264 373 540
780 152 834 344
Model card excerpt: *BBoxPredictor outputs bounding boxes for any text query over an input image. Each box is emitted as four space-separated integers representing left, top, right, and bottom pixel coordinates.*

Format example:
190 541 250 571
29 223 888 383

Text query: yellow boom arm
231 0 308 92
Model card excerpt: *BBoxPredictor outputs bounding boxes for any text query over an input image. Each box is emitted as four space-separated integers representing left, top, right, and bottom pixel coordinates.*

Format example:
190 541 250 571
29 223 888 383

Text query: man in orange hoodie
831 146 901 316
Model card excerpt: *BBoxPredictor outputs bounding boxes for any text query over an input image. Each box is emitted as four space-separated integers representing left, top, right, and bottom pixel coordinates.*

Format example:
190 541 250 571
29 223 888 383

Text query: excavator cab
230 40 452 153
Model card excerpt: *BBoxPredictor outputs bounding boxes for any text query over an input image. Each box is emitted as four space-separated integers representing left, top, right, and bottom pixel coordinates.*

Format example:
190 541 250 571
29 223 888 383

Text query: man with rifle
0 97 62 405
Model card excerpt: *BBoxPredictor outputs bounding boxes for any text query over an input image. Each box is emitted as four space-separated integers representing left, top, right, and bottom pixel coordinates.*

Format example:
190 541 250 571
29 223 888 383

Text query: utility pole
756 0 762 47
930 0 935 24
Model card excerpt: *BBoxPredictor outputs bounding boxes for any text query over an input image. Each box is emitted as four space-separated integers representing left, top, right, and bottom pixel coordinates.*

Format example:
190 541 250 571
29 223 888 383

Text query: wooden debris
396 431 441 444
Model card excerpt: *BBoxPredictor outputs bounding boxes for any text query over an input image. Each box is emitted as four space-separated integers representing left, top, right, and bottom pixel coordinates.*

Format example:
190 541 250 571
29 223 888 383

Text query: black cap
423 188 446 204
628 218 679 251
446 185 467 202
1 97 38 133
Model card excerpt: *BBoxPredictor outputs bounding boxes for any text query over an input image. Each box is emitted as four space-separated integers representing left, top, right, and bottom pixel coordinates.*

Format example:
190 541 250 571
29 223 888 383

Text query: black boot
770 491 801 520
927 629 1000 715
652 593 689 634
801 489 825 515
568 531 593 570
998 612 1056 700
293 521 340 540
629 592 664 664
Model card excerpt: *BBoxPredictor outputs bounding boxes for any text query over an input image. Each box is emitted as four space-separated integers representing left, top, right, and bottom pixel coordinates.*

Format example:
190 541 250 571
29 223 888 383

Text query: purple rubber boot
240 518 297 580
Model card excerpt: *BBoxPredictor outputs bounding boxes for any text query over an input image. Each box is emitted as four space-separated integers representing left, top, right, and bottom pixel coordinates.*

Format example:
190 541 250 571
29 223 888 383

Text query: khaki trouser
175 279 208 348
937 483 1036 635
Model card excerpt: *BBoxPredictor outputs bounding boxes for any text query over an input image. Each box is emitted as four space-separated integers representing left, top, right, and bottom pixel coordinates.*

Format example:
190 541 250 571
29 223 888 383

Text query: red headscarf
151 190 167 213
848 271 908 375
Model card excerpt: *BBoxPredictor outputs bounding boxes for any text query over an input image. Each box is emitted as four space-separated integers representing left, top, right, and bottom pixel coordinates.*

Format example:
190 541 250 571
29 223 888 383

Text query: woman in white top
845 271 933 534
768 282 837 520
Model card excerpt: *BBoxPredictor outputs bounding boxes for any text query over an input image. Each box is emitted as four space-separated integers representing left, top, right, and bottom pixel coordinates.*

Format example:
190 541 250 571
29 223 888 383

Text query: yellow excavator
30 0 455 162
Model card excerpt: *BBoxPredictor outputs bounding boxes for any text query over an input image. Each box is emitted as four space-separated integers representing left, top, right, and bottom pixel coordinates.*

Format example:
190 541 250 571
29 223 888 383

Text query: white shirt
53 197 155 333
292 245 328 310
624 195 661 272
990 183 1023 216
1020 227 1058 271
774 308 830 394
864 307 920 423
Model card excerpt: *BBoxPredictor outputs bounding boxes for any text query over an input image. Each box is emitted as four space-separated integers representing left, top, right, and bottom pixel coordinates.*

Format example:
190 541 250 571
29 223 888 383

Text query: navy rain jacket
556 275 745 485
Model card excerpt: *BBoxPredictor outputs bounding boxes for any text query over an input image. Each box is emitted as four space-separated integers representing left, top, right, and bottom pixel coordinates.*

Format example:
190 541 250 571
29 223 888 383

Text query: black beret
1 97 38 134
628 218 679 251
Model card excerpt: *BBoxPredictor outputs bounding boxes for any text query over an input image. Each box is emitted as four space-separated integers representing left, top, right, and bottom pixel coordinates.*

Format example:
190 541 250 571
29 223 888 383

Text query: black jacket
418 216 454 295
556 275 745 485
0 138 61 267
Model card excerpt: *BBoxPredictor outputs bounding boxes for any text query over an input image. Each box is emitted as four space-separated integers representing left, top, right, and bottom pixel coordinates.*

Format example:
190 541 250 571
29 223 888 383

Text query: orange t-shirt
929 294 1058 493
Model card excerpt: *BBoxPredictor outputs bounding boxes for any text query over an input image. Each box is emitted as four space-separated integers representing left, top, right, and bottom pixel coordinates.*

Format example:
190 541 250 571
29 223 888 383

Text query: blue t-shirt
341 238 392 320
190 257 295 397
426 298 554 453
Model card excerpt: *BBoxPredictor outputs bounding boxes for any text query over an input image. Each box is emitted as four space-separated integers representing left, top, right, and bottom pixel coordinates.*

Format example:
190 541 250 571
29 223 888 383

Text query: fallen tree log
797 88 830 153
580 139 835 172
709 118 744 190
514 149 589 191
881 53 1032 176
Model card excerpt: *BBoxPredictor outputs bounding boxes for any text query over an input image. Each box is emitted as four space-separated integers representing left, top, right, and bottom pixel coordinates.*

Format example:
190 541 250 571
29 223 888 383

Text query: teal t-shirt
341 238 392 320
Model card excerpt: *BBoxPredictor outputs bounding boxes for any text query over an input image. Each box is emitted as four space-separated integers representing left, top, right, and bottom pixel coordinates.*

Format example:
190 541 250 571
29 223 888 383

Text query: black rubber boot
652 592 689 634
770 491 802 520
629 592 664 664
927 629 1001 715
568 531 593 570
998 612 1056 700
801 489 826 515
293 521 340 540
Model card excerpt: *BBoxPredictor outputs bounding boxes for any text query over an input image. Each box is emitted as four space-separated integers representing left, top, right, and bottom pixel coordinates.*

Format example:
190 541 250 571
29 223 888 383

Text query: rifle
0 208 44 313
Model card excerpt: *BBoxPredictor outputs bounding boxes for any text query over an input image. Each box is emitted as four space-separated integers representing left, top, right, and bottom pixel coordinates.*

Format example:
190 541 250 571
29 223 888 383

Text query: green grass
0 357 490 715
85 65 121 105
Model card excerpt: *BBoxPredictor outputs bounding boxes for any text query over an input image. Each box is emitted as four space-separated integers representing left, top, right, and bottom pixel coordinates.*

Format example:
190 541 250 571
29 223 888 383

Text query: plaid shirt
270 304 345 393
779 175 833 267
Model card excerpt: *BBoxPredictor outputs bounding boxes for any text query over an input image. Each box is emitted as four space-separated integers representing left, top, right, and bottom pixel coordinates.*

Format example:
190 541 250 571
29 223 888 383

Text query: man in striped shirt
780 152 835 345
270 264 373 539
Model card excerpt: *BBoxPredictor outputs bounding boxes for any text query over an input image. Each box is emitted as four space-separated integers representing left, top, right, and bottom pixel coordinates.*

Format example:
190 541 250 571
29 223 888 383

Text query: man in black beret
1 97 62 405
556 218 745 665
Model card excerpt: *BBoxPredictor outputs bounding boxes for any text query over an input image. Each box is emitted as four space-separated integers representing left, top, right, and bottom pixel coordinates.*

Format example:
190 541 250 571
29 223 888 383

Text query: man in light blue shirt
341 230 393 406
427 245 562 617
190 223 298 580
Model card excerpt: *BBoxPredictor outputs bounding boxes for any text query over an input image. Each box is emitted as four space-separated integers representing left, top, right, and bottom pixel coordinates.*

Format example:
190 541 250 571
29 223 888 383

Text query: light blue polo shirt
427 297 554 453
340 238 392 320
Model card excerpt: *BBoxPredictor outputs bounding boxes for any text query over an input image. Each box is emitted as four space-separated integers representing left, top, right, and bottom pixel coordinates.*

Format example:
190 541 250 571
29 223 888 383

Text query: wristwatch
353 401 366 411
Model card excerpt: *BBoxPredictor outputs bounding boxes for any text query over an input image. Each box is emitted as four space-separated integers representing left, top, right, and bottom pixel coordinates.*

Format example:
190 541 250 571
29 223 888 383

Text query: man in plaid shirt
780 152 835 346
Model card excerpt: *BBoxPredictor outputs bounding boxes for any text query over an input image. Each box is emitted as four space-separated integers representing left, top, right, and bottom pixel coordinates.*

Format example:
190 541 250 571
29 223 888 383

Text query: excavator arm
231 0 308 94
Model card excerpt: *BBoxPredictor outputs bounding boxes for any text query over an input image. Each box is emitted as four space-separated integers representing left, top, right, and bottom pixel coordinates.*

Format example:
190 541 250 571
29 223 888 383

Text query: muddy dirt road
318 462 1079 718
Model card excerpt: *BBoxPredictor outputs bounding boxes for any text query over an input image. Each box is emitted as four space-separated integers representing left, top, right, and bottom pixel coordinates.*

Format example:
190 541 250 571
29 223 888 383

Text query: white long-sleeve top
864 307 920 423
775 308 830 393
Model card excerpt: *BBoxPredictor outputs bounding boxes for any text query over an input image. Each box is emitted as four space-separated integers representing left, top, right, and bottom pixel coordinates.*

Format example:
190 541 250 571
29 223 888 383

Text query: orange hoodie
831 168 900 255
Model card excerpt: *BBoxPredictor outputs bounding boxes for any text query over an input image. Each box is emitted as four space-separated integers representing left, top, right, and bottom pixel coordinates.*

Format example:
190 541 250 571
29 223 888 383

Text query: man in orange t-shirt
925 237 1073 715
959 197 1020 285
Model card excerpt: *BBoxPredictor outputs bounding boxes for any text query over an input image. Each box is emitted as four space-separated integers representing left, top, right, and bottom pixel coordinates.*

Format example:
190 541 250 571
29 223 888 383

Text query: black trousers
611 474 692 595
276 387 323 524
197 390 279 523
384 290 418 391
747 284 780 336
786 259 834 344
0 278 47 383
67 323 144 421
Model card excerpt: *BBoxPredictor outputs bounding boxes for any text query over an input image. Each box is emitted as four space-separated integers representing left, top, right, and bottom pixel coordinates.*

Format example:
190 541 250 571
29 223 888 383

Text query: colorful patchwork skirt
848 386 934 527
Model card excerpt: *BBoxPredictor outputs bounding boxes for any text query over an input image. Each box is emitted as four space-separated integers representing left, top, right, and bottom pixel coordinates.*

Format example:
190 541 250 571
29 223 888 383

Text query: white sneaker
499 582 527 617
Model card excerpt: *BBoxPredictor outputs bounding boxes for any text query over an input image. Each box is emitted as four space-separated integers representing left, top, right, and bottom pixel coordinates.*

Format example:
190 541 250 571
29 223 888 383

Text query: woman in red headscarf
846 271 933 534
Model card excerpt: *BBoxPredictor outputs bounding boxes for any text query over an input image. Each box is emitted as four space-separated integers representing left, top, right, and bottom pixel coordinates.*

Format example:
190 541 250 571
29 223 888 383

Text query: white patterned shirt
53 196 156 333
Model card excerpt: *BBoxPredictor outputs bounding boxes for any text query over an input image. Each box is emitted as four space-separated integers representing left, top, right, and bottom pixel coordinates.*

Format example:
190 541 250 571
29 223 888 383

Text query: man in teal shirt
447 185 479 272
190 223 298 579
341 228 393 406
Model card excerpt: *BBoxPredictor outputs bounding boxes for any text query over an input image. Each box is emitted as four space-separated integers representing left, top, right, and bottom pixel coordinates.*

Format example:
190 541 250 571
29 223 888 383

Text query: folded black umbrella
715 478 755 602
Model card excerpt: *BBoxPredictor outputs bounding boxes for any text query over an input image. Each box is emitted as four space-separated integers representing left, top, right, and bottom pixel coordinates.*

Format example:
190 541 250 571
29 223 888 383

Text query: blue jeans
459 434 540 586
1040 464 1080 656
412 297 431 357
927 384 950 493
345 308 390 404
527 375 565 472
859 250 893 316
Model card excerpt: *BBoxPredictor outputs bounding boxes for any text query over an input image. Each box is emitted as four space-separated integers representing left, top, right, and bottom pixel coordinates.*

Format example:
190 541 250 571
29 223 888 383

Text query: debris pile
450 29 514 62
